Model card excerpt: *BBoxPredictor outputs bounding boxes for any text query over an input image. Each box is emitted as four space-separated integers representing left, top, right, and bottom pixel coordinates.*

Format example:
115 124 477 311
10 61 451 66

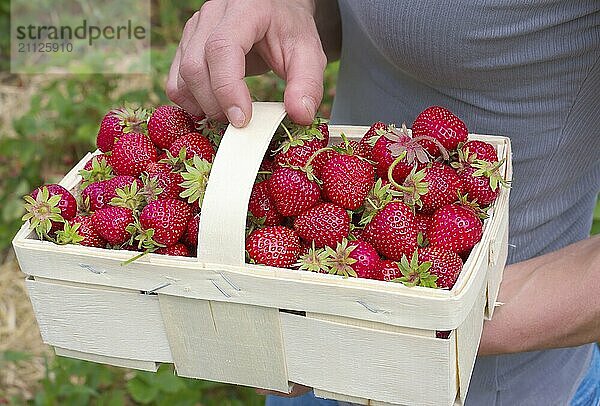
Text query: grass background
0 0 598 404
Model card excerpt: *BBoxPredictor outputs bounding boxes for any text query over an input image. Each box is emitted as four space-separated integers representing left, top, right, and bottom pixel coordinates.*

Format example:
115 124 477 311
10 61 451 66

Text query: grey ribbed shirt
330 1 600 405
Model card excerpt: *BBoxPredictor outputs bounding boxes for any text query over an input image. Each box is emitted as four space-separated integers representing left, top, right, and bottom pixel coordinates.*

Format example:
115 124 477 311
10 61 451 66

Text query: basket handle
196 102 287 265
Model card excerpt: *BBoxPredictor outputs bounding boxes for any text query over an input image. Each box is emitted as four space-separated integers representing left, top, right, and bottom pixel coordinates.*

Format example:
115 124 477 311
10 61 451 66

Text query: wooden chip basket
13 102 512 406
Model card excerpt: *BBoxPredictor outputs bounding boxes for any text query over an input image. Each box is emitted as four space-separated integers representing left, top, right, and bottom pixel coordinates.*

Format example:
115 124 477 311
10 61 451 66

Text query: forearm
479 235 600 356
313 0 342 62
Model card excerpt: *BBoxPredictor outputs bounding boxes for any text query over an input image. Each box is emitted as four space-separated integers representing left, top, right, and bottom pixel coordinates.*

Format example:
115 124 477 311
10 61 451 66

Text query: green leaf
96 389 126 406
127 377 160 404
153 368 187 393
1 350 32 363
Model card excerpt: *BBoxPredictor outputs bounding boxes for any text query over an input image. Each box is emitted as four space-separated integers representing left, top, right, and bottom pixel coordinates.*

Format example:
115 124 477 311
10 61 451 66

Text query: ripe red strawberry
246 226 301 268
460 140 498 163
197 117 227 148
456 161 506 206
356 121 389 159
81 176 141 211
394 251 438 288
56 215 106 248
363 201 418 260
311 148 336 178
351 227 365 241
320 153 375 210
83 154 110 172
249 180 283 226
286 120 329 147
29 184 77 222
412 106 468 155
367 259 401 281
80 154 114 188
168 132 215 162
143 162 184 201
110 132 158 177
315 122 329 146
371 126 431 184
260 156 274 173
148 105 195 149
24 184 77 237
274 138 323 168
402 162 463 214
294 203 350 248
182 213 200 250
418 247 463 289
456 165 499 206
81 182 107 212
139 199 193 247
155 243 191 257
91 206 135 245
415 213 433 240
428 203 483 255
326 239 380 278
268 167 320 216
96 106 149 153
71 215 107 247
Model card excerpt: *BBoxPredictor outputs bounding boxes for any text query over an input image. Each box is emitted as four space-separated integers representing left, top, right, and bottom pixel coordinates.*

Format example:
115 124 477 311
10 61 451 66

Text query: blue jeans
265 391 338 406
570 345 600 406
266 346 600 406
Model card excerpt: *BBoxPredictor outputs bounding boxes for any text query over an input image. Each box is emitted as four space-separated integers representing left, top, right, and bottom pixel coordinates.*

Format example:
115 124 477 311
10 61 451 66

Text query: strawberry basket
13 102 512 406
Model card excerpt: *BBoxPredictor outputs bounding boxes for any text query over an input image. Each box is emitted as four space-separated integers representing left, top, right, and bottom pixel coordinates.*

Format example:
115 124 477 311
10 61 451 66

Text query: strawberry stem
386 150 408 190
121 249 151 266
280 122 294 142
303 146 333 171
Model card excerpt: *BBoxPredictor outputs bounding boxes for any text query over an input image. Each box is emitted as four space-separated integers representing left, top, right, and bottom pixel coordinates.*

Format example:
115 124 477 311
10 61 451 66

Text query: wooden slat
456 287 487 404
281 313 457 406
314 389 399 405
197 102 287 266
25 279 173 363
54 347 159 372
158 295 289 392
14 247 478 330
485 209 509 319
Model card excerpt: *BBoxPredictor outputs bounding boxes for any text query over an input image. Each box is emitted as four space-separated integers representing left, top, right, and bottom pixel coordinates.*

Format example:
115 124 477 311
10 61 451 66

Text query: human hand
166 0 327 128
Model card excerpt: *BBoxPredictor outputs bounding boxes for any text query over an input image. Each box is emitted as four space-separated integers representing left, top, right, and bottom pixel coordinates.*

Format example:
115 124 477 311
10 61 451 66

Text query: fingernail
226 106 246 128
301 95 316 117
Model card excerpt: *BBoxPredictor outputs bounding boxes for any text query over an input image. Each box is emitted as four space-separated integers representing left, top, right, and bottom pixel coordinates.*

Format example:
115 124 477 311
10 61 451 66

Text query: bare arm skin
166 0 342 128
479 234 600 356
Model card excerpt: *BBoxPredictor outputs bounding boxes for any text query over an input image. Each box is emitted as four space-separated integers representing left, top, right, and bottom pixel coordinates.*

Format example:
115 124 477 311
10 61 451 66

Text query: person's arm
479 234 600 356
166 0 342 128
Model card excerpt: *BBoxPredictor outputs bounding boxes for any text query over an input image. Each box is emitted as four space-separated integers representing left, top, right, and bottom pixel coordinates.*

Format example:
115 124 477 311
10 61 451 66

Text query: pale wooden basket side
25 278 173 363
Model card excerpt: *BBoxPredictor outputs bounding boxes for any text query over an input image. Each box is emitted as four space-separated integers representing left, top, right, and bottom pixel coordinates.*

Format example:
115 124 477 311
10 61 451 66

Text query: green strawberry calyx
359 178 394 226
22 186 65 240
110 181 146 212
55 221 85 245
179 155 212 207
298 242 332 273
79 156 114 188
393 251 438 288
470 159 510 191
324 238 359 278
